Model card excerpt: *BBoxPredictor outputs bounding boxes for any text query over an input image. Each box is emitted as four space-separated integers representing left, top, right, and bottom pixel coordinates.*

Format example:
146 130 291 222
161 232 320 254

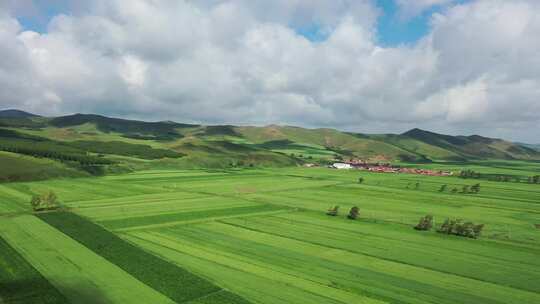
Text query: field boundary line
268 213 540 265
114 209 297 232
217 220 540 294
127 232 376 304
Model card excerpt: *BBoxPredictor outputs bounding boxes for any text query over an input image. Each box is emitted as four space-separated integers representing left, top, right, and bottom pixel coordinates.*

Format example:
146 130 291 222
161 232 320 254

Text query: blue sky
17 0 467 47
375 0 470 46
376 0 434 46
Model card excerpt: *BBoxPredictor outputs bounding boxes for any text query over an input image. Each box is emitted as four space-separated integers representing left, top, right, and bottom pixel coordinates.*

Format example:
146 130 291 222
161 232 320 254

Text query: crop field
0 162 539 303
0 235 68 304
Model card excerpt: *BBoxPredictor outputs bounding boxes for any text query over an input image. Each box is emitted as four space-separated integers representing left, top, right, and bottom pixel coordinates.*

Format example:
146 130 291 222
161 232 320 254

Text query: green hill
0 111 538 181
516 142 540 151
0 109 41 118
402 128 540 160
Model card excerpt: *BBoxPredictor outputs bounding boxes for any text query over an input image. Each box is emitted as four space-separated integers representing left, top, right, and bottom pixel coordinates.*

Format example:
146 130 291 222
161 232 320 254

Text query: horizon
2 108 537 145
1 1 539 142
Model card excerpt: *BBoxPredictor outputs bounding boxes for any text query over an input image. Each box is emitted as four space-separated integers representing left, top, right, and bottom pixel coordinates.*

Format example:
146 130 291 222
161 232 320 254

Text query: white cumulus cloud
0 0 539 142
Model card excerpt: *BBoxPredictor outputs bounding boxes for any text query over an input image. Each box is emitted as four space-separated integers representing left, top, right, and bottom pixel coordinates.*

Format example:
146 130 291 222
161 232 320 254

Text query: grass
0 161 539 303
0 215 176 304
126 221 539 304
99 203 288 230
37 211 250 304
0 236 68 304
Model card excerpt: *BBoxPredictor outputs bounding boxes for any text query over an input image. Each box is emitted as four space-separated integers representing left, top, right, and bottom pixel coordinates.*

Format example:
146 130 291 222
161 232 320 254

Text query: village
306 159 453 177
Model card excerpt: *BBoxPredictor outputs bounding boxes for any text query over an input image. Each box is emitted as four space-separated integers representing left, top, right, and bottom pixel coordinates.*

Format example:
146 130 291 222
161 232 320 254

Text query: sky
0 0 539 143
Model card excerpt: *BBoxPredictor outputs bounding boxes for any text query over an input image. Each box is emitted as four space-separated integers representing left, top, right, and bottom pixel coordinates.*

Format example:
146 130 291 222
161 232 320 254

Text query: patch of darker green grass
38 212 251 304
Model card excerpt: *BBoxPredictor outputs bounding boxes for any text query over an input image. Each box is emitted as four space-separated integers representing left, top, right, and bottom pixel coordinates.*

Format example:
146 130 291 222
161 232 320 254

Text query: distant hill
0 109 40 118
402 128 540 160
516 143 540 152
50 113 197 140
0 110 538 182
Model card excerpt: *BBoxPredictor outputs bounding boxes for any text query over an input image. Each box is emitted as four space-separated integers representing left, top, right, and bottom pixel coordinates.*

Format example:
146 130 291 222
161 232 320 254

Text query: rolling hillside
402 128 540 160
0 109 538 181
0 109 41 118
517 142 540 152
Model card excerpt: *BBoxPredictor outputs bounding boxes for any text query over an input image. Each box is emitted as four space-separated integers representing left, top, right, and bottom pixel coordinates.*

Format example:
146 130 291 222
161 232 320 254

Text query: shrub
439 185 447 192
358 177 364 184
326 205 339 216
414 215 433 231
347 206 360 220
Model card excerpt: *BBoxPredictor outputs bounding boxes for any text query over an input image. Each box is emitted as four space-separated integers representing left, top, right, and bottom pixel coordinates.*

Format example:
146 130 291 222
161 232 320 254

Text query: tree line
460 169 539 184
415 214 484 239
439 183 481 194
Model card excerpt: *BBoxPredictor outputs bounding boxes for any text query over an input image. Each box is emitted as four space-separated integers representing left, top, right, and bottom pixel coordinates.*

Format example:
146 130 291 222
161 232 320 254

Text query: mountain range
1 109 538 181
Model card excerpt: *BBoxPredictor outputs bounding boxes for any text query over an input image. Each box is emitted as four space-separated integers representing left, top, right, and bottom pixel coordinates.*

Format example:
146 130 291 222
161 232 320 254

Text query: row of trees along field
337 177 486 239
326 206 360 220
325 205 484 239
439 183 481 194
460 169 540 184
415 215 484 239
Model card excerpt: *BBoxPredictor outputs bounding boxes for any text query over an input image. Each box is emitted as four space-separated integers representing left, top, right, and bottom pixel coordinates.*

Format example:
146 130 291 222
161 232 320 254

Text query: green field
1 162 539 303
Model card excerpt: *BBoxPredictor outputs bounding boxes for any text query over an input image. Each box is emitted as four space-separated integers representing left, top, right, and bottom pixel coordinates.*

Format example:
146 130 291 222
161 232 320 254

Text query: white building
332 163 353 169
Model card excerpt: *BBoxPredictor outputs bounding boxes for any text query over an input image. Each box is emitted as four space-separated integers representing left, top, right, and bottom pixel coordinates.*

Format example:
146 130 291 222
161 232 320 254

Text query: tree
437 218 453 234
414 215 433 231
326 205 339 216
439 185 447 192
347 206 360 220
45 191 57 209
470 183 480 194
473 224 484 238
30 195 41 210
29 191 59 212
533 175 540 184
358 177 364 184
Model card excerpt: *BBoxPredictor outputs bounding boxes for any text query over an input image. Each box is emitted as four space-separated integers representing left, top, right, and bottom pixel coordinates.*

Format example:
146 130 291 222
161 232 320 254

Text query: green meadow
0 162 539 303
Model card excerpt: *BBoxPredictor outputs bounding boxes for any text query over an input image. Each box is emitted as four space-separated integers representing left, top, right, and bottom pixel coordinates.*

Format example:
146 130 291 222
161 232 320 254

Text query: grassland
0 215 176 304
2 112 540 185
0 161 539 303
38 211 249 304
0 236 68 304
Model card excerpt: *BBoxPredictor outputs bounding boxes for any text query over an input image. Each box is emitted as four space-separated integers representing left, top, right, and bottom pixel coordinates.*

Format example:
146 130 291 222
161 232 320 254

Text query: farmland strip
0 236 68 304
0 215 175 304
98 204 286 230
37 211 251 304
